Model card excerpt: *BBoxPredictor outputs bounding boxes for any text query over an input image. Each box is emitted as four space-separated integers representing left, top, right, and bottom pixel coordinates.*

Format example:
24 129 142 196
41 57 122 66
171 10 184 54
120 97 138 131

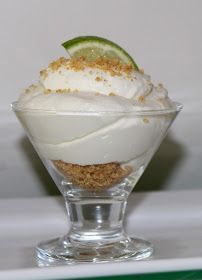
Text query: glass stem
64 194 128 245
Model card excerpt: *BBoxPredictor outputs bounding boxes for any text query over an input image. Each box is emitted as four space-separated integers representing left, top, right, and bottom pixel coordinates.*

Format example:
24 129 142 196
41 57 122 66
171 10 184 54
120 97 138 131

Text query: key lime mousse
17 36 176 190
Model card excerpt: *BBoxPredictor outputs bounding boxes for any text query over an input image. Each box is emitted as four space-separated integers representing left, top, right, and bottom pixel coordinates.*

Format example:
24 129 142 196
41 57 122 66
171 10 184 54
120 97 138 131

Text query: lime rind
62 36 139 70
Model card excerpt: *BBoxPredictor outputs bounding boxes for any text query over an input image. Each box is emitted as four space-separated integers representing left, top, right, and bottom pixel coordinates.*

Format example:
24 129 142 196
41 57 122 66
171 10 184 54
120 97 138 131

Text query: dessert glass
12 102 182 263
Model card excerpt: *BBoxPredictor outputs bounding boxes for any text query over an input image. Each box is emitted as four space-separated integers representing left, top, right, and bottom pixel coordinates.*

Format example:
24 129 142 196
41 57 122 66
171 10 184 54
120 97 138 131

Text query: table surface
1 190 202 280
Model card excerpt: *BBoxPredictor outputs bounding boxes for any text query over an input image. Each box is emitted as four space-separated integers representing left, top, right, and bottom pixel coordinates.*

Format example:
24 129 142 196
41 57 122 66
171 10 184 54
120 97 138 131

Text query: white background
0 0 201 198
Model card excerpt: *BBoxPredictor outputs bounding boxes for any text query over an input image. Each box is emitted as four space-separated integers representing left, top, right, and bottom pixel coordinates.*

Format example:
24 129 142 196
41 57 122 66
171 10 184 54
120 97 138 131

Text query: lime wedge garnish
62 36 139 70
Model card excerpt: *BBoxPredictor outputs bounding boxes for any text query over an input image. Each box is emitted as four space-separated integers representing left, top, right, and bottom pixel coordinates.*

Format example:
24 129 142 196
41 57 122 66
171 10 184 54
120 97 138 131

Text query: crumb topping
43 88 79 94
95 76 102 81
44 89 52 94
40 69 48 79
143 117 149 124
40 56 134 79
56 88 71 93
24 84 38 94
108 92 116 96
138 95 145 102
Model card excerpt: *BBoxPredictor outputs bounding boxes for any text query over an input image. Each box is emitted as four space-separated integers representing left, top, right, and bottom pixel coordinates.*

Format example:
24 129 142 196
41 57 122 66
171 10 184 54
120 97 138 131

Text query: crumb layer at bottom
53 160 131 191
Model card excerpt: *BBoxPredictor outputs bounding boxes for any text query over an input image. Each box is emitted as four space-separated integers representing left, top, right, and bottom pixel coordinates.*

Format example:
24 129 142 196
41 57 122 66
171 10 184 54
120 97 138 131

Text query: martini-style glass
12 102 182 263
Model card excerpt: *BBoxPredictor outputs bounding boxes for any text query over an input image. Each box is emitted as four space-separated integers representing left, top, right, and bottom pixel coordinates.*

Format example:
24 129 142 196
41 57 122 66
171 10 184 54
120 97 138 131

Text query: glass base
36 235 153 264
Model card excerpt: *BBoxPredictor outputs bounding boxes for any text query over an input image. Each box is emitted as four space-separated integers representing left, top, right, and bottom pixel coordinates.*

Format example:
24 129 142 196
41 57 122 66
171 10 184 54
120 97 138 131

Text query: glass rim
11 101 182 116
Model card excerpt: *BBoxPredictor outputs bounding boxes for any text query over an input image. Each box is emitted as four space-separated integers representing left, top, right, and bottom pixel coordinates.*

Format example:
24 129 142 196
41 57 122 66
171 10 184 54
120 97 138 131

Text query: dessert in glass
12 36 182 263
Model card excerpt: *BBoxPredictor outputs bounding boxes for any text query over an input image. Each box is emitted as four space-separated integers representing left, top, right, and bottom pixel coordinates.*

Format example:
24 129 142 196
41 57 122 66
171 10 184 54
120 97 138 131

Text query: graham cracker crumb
143 117 149 124
40 69 48 78
108 92 116 96
56 88 71 93
44 89 52 94
49 57 67 71
45 56 134 78
138 95 145 102
24 84 37 94
95 76 102 82
53 161 132 191
43 88 80 95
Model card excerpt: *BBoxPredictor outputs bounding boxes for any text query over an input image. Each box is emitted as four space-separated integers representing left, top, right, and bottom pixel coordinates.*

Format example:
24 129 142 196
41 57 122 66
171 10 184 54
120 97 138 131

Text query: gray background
0 0 201 198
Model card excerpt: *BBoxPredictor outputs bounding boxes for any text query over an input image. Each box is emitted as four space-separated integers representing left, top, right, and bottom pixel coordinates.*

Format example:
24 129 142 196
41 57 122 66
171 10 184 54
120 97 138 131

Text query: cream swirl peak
19 56 173 111
39 57 152 100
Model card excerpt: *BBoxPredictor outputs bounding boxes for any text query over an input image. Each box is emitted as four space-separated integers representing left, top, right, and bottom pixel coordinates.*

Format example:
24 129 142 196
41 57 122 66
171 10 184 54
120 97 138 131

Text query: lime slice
62 36 139 70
